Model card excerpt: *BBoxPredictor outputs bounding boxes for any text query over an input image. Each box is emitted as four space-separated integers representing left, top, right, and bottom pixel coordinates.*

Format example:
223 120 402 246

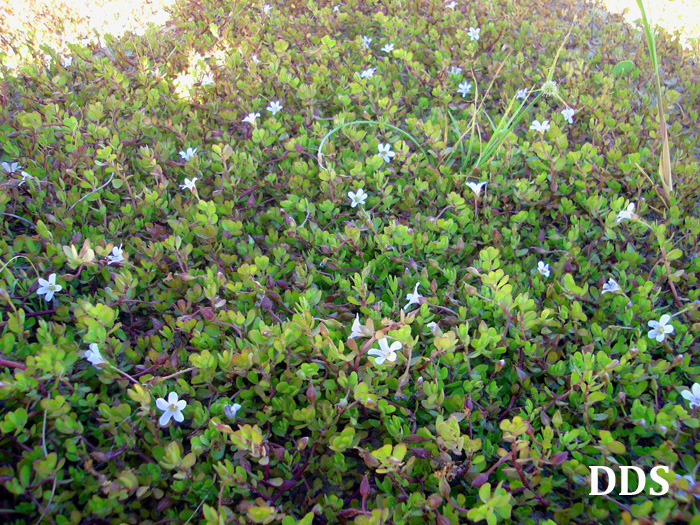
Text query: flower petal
172 410 185 423
167 392 179 405
659 314 671 325
159 411 173 426
177 400 187 411
692 383 700 399
156 398 169 411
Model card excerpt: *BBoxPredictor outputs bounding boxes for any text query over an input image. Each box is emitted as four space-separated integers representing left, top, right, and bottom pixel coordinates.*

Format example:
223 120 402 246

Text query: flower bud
306 383 317 405
298 437 309 451
495 359 505 373
427 495 443 510
618 391 626 404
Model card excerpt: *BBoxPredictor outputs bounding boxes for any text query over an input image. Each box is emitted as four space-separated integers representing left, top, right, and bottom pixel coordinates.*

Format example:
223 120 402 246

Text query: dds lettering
590 466 669 496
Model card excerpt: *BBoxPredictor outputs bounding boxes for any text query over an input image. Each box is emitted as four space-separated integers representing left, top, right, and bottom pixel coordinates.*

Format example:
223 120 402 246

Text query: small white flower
61 55 73 67
601 278 620 295
537 261 550 277
541 79 559 98
262 4 272 14
561 107 575 124
180 178 198 191
448 66 462 76
85 343 107 367
348 188 368 208
107 244 125 265
457 81 472 98
647 314 674 342
36 273 62 302
675 474 700 499
2 162 21 173
404 283 422 310
360 67 376 79
427 321 439 335
381 43 395 53
530 120 550 134
466 181 487 198
377 143 395 163
200 72 215 86
333 5 341 12
18 171 34 186
467 27 481 41
179 147 197 161
362 36 372 49
445 1 457 9
350 315 367 338
616 203 636 223
223 403 242 420
516 88 528 100
156 392 187 426
242 112 261 124
681 383 700 410
367 338 401 365
251 54 260 64
267 100 283 115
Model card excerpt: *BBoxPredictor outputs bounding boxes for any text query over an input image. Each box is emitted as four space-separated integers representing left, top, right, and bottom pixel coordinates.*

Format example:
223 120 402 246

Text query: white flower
223 403 242 419
516 88 528 100
616 203 636 223
448 66 462 75
537 261 550 277
251 54 260 64
457 81 472 98
530 120 550 133
180 178 198 191
377 143 395 163
404 283 422 310
647 314 674 342
107 244 125 265
267 100 283 115
18 171 34 186
561 107 575 124
675 474 700 499
466 181 487 198
262 4 272 14
362 36 372 49
200 72 215 86
681 383 700 410
85 343 107 367
156 392 187 426
367 338 401 365
360 67 376 79
333 5 341 12
61 56 73 67
381 43 395 53
36 273 62 302
349 314 369 339
427 321 439 335
2 162 21 173
541 79 559 98
179 147 197 161
467 27 481 41
601 278 620 295
445 1 457 9
348 188 368 208
242 112 261 124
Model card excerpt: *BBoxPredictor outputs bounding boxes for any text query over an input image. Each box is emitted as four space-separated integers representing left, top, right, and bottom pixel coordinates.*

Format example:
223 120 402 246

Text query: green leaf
612 60 635 76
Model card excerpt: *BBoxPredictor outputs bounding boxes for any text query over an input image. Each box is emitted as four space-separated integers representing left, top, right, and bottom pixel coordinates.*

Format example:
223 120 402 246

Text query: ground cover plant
1 0 700 523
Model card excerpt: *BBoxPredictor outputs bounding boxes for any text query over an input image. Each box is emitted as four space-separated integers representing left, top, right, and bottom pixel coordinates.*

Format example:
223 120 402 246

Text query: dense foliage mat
1 0 700 523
